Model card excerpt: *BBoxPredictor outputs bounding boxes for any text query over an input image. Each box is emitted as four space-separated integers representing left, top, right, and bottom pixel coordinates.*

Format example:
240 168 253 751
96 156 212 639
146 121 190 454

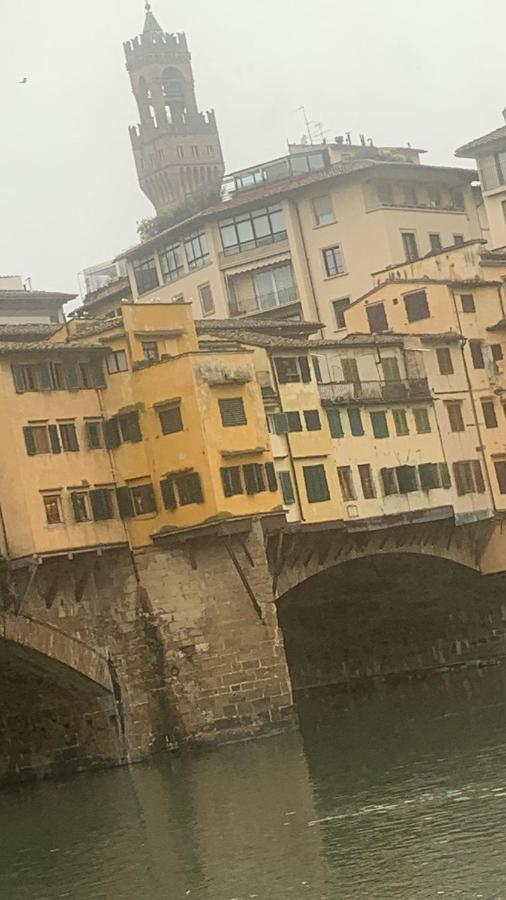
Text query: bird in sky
18 77 28 84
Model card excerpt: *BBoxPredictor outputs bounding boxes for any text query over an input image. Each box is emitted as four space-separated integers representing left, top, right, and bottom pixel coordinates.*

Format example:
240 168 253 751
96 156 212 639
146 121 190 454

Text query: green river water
2 665 506 899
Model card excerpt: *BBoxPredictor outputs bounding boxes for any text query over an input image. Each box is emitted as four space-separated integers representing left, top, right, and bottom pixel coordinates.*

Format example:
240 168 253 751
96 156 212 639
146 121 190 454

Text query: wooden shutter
298 356 311 383
219 398 247 427
371 411 389 438
38 364 52 391
160 477 177 510
304 410 321 431
279 471 295 504
64 362 80 390
66 424 79 452
23 426 36 456
188 473 204 504
286 411 302 432
265 462 277 492
348 407 364 436
452 463 466 496
116 487 134 519
271 412 289 434
418 463 437 491
90 360 106 389
439 463 451 489
90 489 112 521
473 460 486 493
243 463 264 494
121 412 142 443
327 408 344 438
11 365 25 393
48 425 61 454
104 418 121 449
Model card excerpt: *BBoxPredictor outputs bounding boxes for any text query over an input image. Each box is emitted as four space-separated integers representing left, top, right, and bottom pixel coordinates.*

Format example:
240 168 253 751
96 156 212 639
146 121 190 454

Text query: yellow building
0 304 281 562
112 142 484 338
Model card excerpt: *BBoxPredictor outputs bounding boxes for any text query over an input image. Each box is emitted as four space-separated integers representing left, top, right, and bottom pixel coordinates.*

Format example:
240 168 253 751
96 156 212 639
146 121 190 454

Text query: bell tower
124 2 225 216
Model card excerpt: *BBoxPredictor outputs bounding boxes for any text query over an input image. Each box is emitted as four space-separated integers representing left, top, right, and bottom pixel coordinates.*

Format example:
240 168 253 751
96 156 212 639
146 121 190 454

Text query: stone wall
277 553 506 692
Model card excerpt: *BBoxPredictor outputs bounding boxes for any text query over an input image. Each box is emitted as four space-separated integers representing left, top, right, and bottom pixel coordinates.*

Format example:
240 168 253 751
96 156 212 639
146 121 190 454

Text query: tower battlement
123 31 189 66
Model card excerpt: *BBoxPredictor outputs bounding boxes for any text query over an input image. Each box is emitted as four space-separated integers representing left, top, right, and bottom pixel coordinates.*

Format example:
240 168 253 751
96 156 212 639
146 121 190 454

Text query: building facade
125 2 225 215
456 111 506 250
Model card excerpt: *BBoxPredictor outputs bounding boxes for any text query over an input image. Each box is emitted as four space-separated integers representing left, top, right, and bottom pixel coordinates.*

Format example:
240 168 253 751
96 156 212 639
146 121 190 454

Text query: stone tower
124 2 225 216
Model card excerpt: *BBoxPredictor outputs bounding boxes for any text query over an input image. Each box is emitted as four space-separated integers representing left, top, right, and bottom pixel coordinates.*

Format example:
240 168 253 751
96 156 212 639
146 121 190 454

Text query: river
2 665 506 899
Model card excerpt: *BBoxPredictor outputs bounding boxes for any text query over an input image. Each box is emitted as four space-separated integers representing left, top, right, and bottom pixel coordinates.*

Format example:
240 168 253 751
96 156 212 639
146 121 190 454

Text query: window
453 460 485 495
162 474 204 509
348 407 364 436
380 468 398 496
85 420 103 450
304 410 321 431
142 341 159 361
243 464 265 495
43 495 62 525
337 466 356 501
184 232 210 270
403 184 417 206
312 356 323 384
358 464 376 499
206 145 214 156
265 462 278 492
252 264 297 311
494 461 506 494
159 244 184 283
221 466 243 497
469 340 485 369
11 360 105 393
404 290 430 322
131 484 157 515
377 182 394 205
273 356 311 384
106 350 128 374
269 411 302 434
460 293 475 313
303 464 330 503
219 205 286 255
89 488 114 521
219 397 247 427
418 462 451 491
366 303 388 334
23 425 50 456
332 297 351 329
177 146 184 159
491 344 503 362
396 465 418 494
119 412 142 443
191 145 199 158
71 492 90 523
322 245 345 277
502 199 506 224
370 410 389 439
482 400 498 429
446 402 464 433
413 407 431 434
382 357 401 382
402 232 419 261
428 187 442 208
436 347 454 375
342 358 360 383
392 408 409 436
327 408 344 438
133 257 159 295
59 422 79 452
159 405 183 435
198 283 215 316
278 471 295 505
312 195 336 226
453 234 465 246
429 233 442 252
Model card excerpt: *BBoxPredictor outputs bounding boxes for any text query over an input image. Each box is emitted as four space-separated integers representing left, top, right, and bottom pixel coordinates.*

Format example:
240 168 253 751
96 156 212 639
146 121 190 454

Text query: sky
1 0 506 298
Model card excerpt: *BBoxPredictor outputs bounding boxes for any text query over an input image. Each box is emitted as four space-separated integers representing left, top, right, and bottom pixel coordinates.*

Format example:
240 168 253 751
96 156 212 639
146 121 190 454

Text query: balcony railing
229 286 299 317
319 378 431 405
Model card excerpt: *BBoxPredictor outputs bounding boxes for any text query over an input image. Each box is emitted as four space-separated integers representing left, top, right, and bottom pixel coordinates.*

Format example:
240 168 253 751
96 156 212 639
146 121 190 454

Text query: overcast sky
1 0 505 297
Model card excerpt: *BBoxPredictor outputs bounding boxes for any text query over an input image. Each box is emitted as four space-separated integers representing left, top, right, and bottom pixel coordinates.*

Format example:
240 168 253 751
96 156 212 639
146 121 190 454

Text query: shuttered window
413 407 431 434
453 460 486 496
131 484 157 515
104 418 121 449
446 402 464 433
494 461 506 494
327 408 344 438
265 462 278 492
404 290 430 322
70 492 90 523
392 409 409 436
160 478 177 510
396 465 418 493
59 423 79 452
337 466 356 501
219 398 247 427
243 464 265 495
176 473 204 506
469 340 485 369
86 421 103 450
436 347 454 375
159 405 183 435
358 464 376 499
221 466 243 497
481 400 498 429
303 464 330 503
119 412 142 443
380 468 398 495
23 426 50 456
366 303 388 334
90 489 114 521
348 407 364 436
106 350 128 374
418 463 439 491
370 410 389 439
303 410 321 431
278 471 295 505
116 487 135 519
273 356 311 384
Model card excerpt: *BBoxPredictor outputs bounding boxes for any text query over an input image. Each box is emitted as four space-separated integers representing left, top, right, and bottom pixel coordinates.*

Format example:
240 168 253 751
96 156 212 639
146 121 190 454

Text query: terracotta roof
456 125 506 157
119 159 478 262
0 341 107 355
195 318 321 336
83 277 132 308
68 318 124 341
0 323 59 341
0 290 75 304
341 331 463 345
371 238 486 278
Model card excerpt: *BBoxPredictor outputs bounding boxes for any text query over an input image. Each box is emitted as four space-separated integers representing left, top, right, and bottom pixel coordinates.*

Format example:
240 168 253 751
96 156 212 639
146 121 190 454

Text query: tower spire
143 1 163 34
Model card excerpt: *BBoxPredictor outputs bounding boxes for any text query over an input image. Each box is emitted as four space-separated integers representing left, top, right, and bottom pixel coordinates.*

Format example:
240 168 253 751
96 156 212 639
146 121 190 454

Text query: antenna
297 106 313 145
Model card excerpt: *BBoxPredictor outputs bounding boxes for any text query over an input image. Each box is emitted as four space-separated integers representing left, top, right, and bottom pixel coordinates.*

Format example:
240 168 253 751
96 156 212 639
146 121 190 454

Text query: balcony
319 378 431 405
218 238 290 271
229 286 299 317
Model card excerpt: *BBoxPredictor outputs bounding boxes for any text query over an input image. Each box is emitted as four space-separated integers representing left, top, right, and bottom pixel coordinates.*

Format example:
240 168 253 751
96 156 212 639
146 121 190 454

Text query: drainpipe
270 357 306 522
448 286 496 505
291 199 325 337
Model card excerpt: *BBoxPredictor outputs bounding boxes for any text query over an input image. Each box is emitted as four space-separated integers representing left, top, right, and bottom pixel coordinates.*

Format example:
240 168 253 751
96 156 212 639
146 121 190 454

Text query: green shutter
327 408 344 438
48 425 61 454
303 464 330 503
120 412 142 443
265 462 278 492
243 463 264 494
439 463 451 489
271 412 289 434
418 462 437 490
279 471 295 504
221 467 233 498
104 418 121 449
90 489 113 521
473 460 486 493
396 465 418 493
38 364 52 391
371 410 389 438
66 424 79 452
90 360 106 389
298 356 311 383
11 365 25 393
116 487 134 519
189 473 204 504
160 478 177 510
286 411 302 432
64 363 80 390
23 426 36 456
348 407 364 436
312 356 323 383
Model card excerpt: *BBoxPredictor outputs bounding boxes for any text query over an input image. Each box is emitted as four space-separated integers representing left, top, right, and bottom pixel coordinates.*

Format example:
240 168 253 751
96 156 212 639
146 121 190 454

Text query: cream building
456 111 506 250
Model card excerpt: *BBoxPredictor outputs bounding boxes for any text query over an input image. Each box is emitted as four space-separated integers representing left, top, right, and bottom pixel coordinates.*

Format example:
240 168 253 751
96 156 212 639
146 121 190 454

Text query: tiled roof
83 277 132 307
0 341 106 355
195 318 321 336
119 159 478 262
68 318 124 341
0 323 58 340
0 290 75 303
341 331 463 345
456 125 506 157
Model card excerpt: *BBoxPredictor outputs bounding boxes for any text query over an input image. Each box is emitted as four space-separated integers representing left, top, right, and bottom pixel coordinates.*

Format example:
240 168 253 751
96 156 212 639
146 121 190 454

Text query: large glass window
312 195 336 226
184 232 210 270
133 257 159 295
322 245 345 277
159 244 184 283
253 265 296 310
219 205 287 256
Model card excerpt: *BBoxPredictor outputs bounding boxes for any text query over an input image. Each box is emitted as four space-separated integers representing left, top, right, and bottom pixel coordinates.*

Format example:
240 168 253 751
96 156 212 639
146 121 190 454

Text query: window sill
313 221 338 230
323 272 347 282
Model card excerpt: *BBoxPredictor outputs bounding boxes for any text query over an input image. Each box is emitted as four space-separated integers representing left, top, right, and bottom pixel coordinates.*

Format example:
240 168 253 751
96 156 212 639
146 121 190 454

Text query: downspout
270 357 306 522
448 286 495 505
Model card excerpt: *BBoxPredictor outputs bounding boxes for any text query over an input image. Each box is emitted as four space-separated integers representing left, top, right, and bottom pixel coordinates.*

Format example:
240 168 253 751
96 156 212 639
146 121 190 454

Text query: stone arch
0 613 114 693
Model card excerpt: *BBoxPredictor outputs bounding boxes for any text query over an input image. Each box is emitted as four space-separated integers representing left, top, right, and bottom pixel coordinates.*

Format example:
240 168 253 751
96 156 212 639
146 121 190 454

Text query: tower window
191 145 200 158
206 145 214 157
177 146 184 159
159 244 184 283
184 232 210 270
133 256 159 295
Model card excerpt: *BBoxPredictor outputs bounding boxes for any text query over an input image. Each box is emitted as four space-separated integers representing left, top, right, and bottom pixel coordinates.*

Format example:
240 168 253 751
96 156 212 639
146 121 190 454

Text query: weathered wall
278 553 506 692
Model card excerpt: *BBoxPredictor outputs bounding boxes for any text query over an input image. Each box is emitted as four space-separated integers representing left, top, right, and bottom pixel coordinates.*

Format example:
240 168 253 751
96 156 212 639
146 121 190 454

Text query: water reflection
2 665 506 898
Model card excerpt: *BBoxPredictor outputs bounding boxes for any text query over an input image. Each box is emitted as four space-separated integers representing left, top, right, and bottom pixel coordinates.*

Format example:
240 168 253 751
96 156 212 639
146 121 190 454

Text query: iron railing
229 285 299 317
319 378 431 405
